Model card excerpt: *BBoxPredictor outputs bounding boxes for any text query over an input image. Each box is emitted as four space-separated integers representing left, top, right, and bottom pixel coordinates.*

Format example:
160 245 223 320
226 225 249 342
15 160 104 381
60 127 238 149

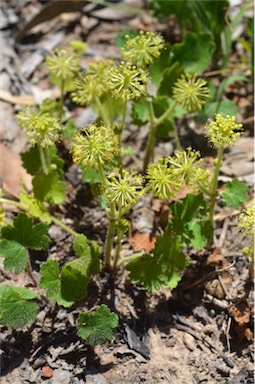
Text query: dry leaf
128 232 156 252
231 301 251 325
206 248 224 265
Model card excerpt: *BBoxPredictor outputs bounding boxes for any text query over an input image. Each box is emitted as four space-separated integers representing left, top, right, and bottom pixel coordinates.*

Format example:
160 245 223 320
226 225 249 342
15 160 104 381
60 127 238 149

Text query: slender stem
209 145 224 225
51 216 79 237
106 95 114 124
38 146 49 174
97 163 117 268
113 209 123 268
60 79 65 118
172 121 182 150
118 100 127 174
0 198 27 210
94 96 110 125
143 99 157 172
26 255 37 286
117 252 144 267
154 101 177 127
44 146 52 171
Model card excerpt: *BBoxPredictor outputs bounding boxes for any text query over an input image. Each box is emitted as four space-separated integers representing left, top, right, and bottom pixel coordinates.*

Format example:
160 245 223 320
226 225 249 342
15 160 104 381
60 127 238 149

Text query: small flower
70 40 88 55
71 124 119 169
172 74 209 112
17 107 62 147
46 49 79 86
122 31 165 67
206 114 243 148
238 206 254 237
108 62 148 101
106 170 144 208
72 60 113 106
147 158 181 199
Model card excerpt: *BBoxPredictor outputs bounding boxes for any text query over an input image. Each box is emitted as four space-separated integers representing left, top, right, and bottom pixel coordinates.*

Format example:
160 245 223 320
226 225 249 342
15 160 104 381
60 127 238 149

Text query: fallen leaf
206 248 224 266
41 366 53 378
128 232 156 252
230 301 251 325
0 143 32 197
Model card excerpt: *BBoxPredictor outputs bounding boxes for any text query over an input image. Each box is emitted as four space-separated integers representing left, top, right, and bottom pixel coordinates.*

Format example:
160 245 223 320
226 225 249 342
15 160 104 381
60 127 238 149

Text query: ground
0 1 254 383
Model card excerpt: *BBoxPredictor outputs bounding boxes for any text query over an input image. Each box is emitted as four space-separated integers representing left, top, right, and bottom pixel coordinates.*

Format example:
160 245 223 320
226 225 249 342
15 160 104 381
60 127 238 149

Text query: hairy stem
209 145 224 225
113 209 124 268
26 255 38 286
117 252 144 267
172 121 182 151
44 146 52 171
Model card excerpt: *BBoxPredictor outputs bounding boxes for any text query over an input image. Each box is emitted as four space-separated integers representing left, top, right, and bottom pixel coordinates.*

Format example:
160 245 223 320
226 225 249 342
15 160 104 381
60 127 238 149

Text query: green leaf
0 239 27 273
64 119 77 141
186 220 213 249
61 258 90 302
21 146 41 175
39 259 73 307
73 234 100 275
81 166 101 184
149 43 172 86
221 179 249 209
1 213 50 250
0 285 38 329
32 171 66 204
172 32 215 73
19 193 52 224
131 99 149 126
157 62 184 97
77 304 118 345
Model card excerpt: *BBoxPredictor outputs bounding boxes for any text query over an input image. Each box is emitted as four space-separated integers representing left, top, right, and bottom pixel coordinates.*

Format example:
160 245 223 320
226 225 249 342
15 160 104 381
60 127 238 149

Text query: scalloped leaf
0 285 38 329
77 304 118 345
32 171 66 204
221 179 249 209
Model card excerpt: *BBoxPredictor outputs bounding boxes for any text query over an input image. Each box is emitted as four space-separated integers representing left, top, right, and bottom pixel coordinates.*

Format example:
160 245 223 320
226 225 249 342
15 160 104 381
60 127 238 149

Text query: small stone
33 356 46 369
183 333 196 351
41 365 53 378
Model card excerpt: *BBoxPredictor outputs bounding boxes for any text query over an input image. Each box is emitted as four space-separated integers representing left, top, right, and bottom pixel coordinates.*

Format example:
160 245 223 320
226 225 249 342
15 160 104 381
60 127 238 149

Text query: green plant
0 31 250 341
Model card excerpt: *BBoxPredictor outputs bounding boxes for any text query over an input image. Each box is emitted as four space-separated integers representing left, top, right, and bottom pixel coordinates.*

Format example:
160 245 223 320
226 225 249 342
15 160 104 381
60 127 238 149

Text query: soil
0 1 254 384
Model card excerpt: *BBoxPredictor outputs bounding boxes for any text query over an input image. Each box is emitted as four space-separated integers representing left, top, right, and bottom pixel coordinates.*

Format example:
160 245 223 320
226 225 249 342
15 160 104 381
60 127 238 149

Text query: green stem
113 209 124 268
154 101 177 127
38 146 49 175
97 163 117 268
0 198 27 211
118 100 127 174
172 121 182 151
117 252 144 267
44 146 52 171
51 216 79 237
60 79 65 118
94 96 110 125
26 255 37 286
209 145 224 225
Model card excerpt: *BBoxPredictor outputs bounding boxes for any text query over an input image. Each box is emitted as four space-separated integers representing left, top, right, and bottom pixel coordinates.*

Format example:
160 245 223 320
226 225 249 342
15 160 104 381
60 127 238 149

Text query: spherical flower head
121 31 165 67
17 107 62 147
206 114 243 148
46 49 79 87
238 206 254 237
70 40 88 55
106 170 144 208
172 73 209 112
147 158 181 200
71 124 119 169
108 62 148 101
72 61 112 106
168 147 205 186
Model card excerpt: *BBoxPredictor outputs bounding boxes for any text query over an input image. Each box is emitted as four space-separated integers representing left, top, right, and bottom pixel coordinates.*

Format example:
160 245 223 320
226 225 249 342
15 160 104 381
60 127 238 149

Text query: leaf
32 171 66 204
19 193 52 224
39 259 73 308
21 146 41 175
60 258 90 302
131 99 149 126
115 28 139 47
0 285 38 329
0 239 27 273
1 213 50 250
73 234 100 275
221 179 249 209
81 166 101 184
64 119 77 141
77 304 118 345
157 62 184 97
186 220 213 249
172 32 215 73
149 43 173 86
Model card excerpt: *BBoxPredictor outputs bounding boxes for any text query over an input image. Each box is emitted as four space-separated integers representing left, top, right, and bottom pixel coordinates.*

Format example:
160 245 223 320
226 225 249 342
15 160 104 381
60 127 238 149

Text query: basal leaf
149 43 172 86
221 179 249 209
0 285 38 329
60 258 90 302
172 32 215 73
1 213 50 250
186 220 213 250
73 235 100 275
0 239 27 273
157 62 184 97
32 171 66 204
21 146 41 175
77 304 118 346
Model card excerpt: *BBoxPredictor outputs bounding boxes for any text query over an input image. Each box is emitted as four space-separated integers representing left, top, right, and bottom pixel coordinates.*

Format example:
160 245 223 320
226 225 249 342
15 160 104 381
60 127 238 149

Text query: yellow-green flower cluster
17 107 62 147
238 206 254 237
71 124 119 169
70 40 88 55
173 74 209 112
72 60 113 106
147 158 181 199
122 31 165 67
108 62 148 102
106 170 144 208
206 114 243 148
46 49 80 85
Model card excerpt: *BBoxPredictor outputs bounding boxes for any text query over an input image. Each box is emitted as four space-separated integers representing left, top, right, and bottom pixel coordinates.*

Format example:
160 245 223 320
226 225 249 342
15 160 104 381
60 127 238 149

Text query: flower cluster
238 206 254 237
122 31 165 67
206 114 243 148
107 62 148 102
72 61 113 106
17 106 62 147
106 170 144 208
71 124 119 169
46 49 80 86
172 74 209 112
147 158 181 199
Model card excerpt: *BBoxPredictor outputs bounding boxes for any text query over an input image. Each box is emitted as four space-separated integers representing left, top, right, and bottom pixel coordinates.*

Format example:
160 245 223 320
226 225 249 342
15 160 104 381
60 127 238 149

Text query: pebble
51 368 71 384
183 333 196 351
